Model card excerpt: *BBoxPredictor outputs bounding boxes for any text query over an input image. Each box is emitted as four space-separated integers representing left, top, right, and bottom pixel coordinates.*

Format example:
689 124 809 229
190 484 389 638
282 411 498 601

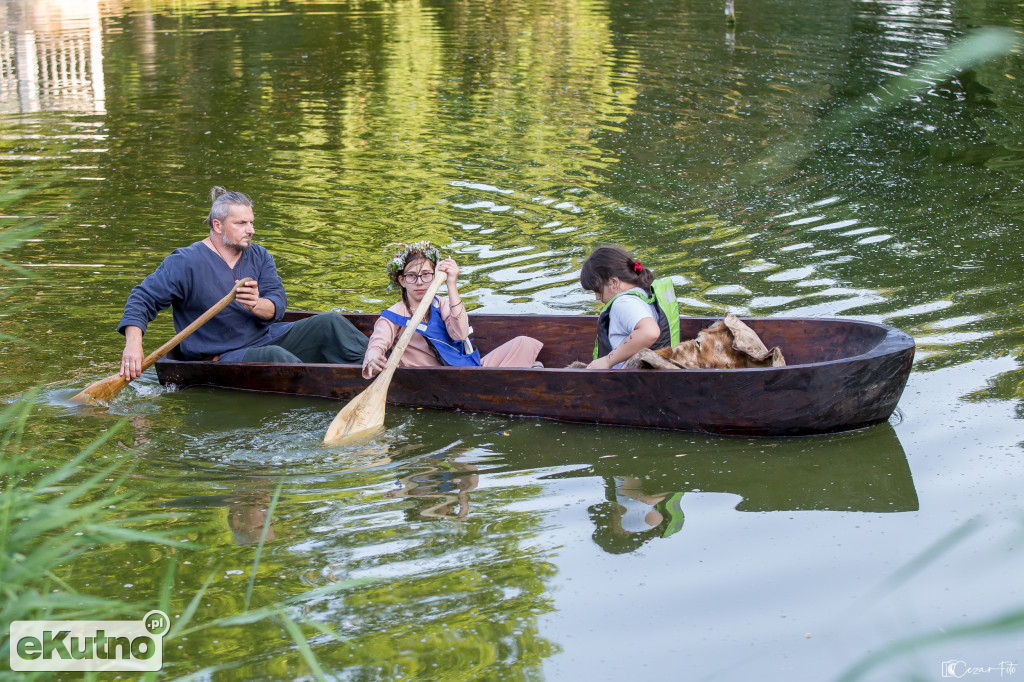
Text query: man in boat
117 186 368 379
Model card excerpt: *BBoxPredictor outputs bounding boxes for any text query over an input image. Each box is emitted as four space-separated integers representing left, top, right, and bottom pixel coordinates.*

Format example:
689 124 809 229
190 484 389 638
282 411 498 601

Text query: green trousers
242 313 368 364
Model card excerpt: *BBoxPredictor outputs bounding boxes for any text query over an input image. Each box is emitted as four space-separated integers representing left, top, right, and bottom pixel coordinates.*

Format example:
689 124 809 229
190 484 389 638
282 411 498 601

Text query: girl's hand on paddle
362 349 387 379
121 326 145 380
235 279 259 313
437 258 459 288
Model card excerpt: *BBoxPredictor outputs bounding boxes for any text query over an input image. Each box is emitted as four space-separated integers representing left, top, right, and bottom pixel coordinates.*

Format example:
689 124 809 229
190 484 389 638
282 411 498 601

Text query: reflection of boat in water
485 419 919 514
157 312 914 436
385 415 918 552
135 387 917 554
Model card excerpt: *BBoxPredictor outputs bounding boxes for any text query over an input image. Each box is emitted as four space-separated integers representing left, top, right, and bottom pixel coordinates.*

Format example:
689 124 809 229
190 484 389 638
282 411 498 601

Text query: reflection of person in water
161 482 277 547
388 452 479 521
588 477 685 554
110 415 154 451
228 488 276 546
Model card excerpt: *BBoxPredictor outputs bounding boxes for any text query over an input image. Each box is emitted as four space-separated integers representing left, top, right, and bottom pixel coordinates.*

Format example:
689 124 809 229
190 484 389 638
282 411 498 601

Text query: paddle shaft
137 277 252 373
323 273 446 443
69 278 251 404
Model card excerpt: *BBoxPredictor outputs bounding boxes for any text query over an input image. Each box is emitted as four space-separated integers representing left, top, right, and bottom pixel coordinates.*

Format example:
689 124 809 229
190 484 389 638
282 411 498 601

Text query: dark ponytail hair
580 246 655 295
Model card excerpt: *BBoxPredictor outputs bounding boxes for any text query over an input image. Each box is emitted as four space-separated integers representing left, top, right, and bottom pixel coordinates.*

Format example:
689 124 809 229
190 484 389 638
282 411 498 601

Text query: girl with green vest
580 246 679 369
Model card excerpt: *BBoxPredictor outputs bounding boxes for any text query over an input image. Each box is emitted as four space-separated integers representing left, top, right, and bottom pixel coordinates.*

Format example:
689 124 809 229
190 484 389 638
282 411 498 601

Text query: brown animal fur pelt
621 314 785 370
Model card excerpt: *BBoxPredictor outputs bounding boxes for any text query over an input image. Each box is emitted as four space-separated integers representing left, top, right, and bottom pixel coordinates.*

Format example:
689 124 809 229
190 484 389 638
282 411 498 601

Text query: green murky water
2 0 1024 678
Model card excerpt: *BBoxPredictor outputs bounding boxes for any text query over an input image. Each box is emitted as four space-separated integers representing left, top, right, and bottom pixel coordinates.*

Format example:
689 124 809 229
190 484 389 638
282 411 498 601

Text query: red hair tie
633 260 643 273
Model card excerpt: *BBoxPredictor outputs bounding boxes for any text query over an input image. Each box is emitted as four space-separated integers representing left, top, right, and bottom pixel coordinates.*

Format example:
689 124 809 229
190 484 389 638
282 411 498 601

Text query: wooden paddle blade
323 369 392 444
68 374 130 405
324 271 445 445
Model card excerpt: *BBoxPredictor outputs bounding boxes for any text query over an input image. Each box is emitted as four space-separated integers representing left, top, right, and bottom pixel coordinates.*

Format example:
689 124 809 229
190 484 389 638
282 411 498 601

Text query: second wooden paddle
69 278 252 405
323 272 445 444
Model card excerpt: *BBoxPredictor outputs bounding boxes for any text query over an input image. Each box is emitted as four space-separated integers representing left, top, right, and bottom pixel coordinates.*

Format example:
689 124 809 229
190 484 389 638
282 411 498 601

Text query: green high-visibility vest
593 277 680 360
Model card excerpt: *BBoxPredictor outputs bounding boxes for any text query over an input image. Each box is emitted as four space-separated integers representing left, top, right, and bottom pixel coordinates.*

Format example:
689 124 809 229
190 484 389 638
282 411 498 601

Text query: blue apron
381 298 482 367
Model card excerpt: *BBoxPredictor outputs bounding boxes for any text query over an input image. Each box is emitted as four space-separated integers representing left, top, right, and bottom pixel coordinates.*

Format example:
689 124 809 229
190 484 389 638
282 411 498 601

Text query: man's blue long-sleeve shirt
118 241 293 360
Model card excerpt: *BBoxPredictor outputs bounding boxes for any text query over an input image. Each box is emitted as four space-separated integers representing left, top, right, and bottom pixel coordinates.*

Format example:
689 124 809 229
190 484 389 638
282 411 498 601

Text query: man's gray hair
205 186 252 227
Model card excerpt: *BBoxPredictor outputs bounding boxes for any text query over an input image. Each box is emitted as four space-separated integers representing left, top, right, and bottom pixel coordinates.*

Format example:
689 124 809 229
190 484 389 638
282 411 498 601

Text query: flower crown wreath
386 240 442 287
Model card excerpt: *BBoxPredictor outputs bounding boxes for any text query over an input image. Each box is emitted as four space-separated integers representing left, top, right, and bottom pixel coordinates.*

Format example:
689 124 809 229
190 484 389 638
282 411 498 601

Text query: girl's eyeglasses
400 271 434 284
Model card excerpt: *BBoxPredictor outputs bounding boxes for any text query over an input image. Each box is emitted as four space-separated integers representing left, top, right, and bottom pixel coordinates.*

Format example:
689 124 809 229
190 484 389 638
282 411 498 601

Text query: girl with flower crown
361 242 543 379
579 245 679 369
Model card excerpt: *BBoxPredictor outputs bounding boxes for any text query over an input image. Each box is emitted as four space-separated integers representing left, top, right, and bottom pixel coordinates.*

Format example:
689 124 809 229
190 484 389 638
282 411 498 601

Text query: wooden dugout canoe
154 312 915 437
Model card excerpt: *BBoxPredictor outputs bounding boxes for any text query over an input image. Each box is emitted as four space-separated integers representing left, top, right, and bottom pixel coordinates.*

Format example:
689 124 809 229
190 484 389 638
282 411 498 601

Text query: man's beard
221 234 252 253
